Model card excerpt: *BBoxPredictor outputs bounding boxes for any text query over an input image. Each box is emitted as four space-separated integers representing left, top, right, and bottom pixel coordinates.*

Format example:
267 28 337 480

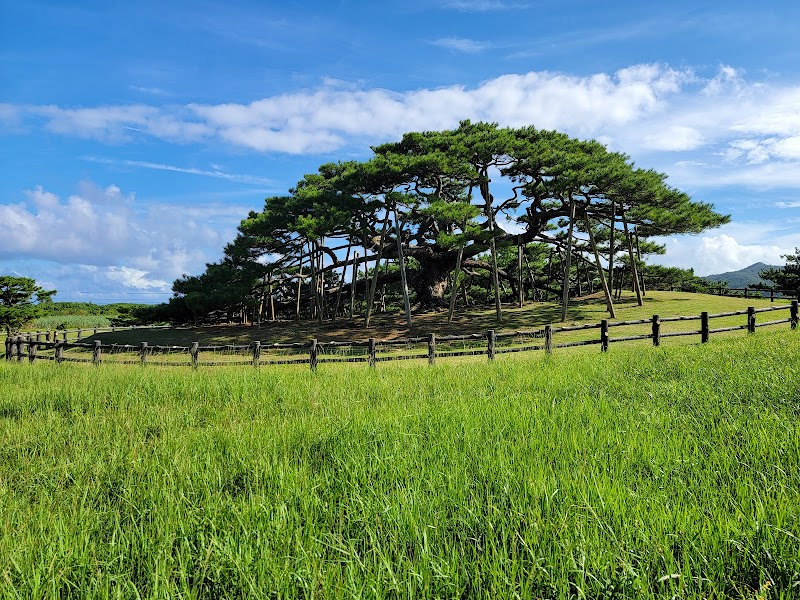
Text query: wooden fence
4 301 798 370
670 286 799 302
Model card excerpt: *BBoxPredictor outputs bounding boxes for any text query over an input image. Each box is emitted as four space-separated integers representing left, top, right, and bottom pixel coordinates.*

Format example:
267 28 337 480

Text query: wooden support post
77 329 82 340
4 337 11 360
63 331 68 342
45 331 50 342
190 342 199 369
583 212 616 318
93 328 98 337
487 330 496 361
309 339 318 372
333 242 351 321
16 336 23 361
252 341 261 367
28 337 37 363
394 205 413 329
652 315 661 347
544 325 553 354
701 312 709 343
93 340 102 365
622 216 643 306
744 288 749 299
140 342 148 365
634 226 646 297
747 306 756 333
448 243 465 323
366 211 391 328
295 248 305 322
350 252 358 321
791 300 798 330
368 337 376 368
608 200 615 293
770 289 775 303
55 341 64 363
428 333 436 366
517 236 524 308
600 320 609 352
561 201 576 322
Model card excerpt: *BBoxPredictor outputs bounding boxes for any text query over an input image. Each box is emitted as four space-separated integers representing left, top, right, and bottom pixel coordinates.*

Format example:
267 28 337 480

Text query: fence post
791 300 798 330
600 320 609 352
747 306 756 334
368 338 376 368
93 340 102 365
701 312 709 343
252 341 261 367
428 333 436 366
487 330 496 361
744 288 748 299
544 325 552 355
652 315 661 347
93 328 98 337
4 337 11 360
140 342 148 365
190 342 199 369
62 331 68 342
28 336 37 363
309 339 318 372
77 329 82 340
770 289 775 303
55 341 64 363
16 336 23 362
45 331 50 342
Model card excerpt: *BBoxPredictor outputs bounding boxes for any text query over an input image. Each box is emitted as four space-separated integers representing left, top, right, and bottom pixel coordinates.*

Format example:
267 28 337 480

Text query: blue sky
2 0 799 302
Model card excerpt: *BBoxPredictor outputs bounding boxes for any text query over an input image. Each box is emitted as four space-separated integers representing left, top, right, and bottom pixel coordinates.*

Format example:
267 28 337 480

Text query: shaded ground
83 291 791 346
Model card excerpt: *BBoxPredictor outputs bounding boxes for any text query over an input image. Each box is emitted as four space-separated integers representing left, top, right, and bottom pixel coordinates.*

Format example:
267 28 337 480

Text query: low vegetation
1 330 798 598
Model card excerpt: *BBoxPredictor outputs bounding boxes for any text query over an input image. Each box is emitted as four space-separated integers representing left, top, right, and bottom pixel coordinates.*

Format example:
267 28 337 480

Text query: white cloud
106 266 169 290
6 64 800 193
0 182 248 285
642 126 705 151
444 0 527 10
652 225 794 276
81 157 273 185
429 37 493 53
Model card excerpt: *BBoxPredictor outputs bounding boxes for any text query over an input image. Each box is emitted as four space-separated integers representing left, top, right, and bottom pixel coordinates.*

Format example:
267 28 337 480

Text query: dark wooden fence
670 286 799 302
4 301 797 371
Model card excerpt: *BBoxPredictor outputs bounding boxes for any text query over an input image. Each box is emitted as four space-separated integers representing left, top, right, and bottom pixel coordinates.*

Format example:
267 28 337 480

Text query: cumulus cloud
106 267 169 290
5 64 800 191
652 224 795 275
0 182 248 287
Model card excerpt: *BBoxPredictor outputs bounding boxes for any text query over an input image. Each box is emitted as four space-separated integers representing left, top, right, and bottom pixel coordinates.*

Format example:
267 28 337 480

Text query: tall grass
1 331 798 598
30 314 111 330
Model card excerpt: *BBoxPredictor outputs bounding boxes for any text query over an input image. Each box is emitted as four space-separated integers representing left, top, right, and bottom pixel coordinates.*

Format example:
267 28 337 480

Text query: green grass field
1 329 798 598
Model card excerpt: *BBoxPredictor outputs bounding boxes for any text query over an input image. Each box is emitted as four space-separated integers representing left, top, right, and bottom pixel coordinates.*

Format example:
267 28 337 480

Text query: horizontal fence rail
4 301 798 370
669 286 799 302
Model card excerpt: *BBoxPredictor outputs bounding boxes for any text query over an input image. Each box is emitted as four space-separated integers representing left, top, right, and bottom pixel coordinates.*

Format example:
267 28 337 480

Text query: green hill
704 262 778 288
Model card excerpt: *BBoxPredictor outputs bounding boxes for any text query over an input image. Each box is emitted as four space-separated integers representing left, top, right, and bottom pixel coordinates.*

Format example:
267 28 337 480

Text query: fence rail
4 301 798 370
670 286 799 302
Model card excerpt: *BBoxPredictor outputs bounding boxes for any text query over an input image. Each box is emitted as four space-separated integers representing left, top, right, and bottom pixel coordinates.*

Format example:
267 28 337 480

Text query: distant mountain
704 262 779 289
